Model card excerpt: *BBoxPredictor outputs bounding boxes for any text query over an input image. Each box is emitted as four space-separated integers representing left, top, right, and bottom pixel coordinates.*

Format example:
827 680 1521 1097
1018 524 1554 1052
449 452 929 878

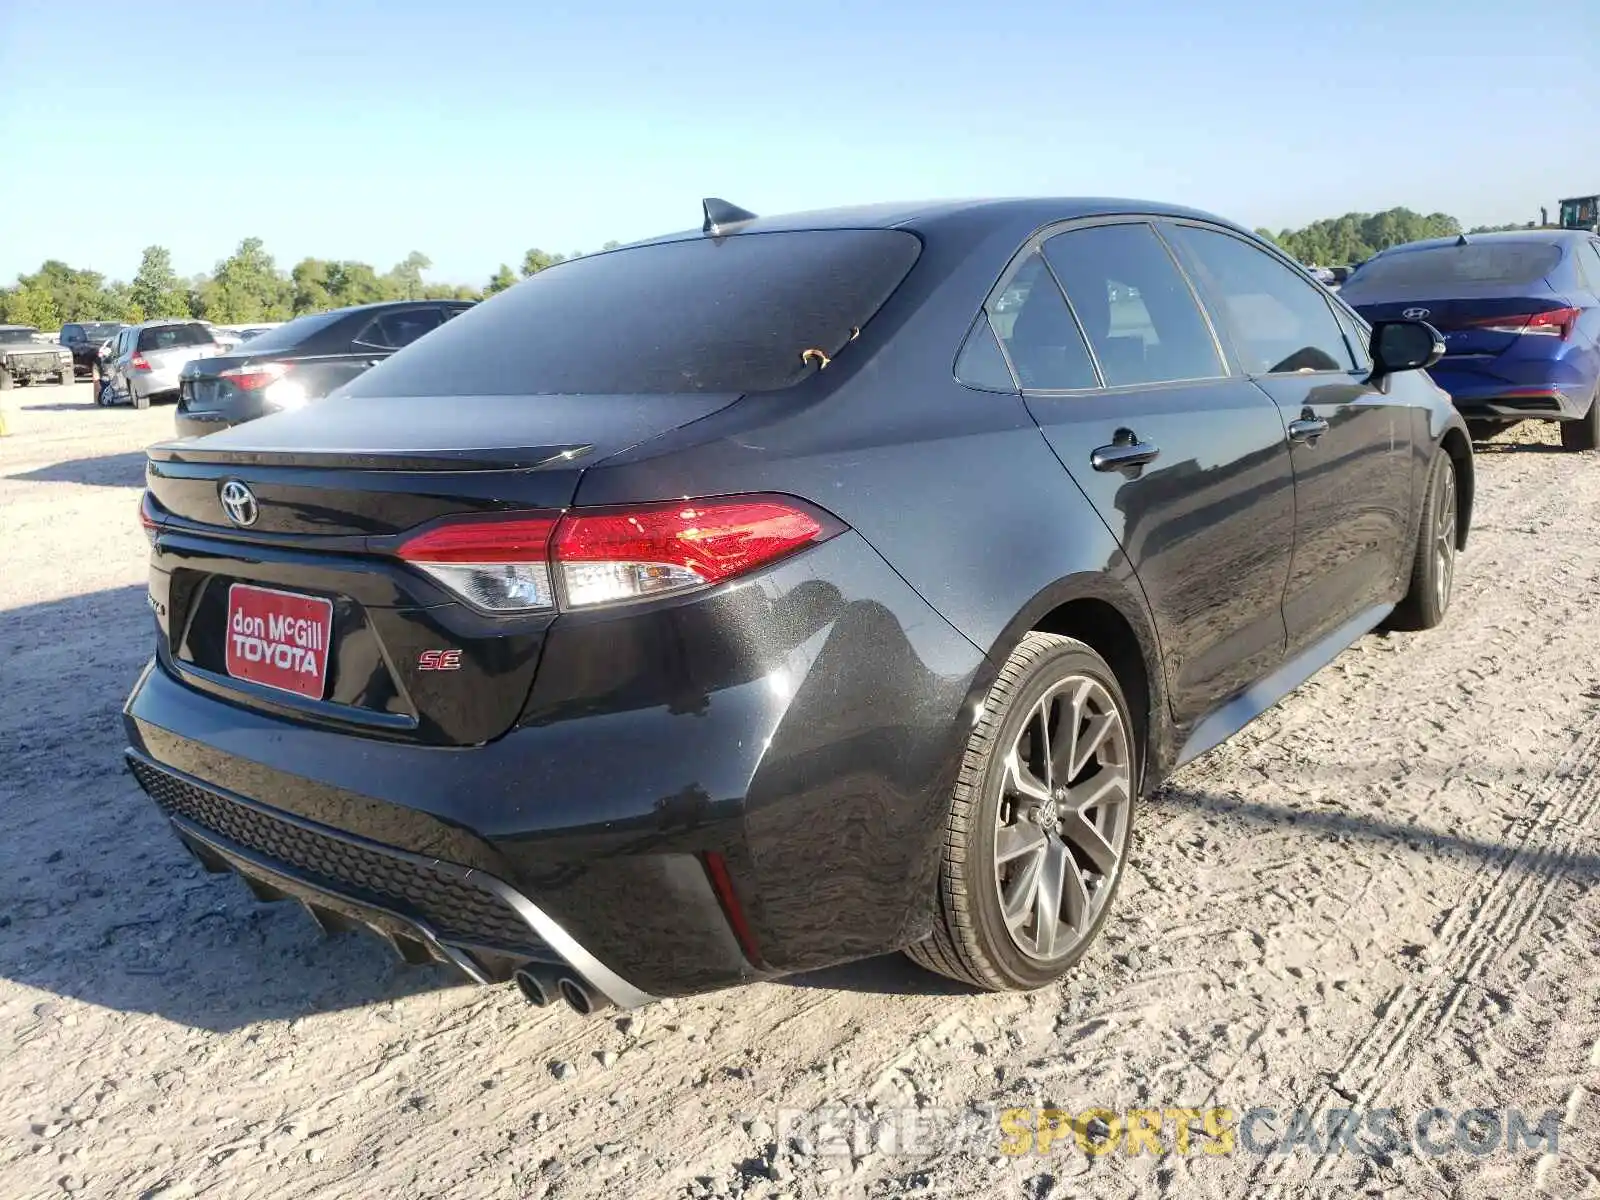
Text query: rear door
1003 219 1297 726
1163 221 1413 656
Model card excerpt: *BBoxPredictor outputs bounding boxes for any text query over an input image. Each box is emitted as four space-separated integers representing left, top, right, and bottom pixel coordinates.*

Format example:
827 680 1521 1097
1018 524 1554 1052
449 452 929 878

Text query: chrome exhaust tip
514 968 555 1008
557 975 609 1016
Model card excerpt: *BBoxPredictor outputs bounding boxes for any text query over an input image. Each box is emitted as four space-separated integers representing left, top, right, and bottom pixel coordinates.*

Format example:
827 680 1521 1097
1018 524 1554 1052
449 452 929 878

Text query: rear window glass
343 230 922 396
233 310 347 353
137 324 214 351
1347 243 1563 289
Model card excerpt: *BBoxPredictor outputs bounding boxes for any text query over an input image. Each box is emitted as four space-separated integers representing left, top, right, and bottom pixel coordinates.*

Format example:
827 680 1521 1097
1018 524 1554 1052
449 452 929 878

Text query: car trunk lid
1348 289 1574 358
143 390 743 745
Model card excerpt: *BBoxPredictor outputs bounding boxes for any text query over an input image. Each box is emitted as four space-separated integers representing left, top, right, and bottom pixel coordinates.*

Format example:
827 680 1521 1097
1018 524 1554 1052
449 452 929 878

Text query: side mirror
1368 319 1444 382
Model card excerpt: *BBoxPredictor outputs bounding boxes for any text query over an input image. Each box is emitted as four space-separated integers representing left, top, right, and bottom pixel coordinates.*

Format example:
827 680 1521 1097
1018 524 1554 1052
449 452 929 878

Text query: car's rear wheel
906 632 1137 991
1559 391 1600 452
1391 450 1457 631
132 386 150 410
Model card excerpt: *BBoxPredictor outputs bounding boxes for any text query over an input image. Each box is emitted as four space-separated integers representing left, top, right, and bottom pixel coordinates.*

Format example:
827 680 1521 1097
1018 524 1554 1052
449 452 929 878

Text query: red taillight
138 490 160 542
392 496 839 613
218 361 290 391
1464 306 1581 339
554 497 830 607
397 513 560 613
130 354 151 372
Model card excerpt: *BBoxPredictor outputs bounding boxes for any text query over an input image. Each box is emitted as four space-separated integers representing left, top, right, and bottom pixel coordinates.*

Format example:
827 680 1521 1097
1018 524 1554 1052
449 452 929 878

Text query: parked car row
93 301 474 423
124 196 1476 1013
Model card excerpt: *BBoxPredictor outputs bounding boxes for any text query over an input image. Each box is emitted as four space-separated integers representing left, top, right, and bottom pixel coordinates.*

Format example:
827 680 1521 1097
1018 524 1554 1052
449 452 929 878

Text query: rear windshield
344 229 922 396
1347 242 1563 290
232 310 346 353
81 323 122 340
137 324 214 351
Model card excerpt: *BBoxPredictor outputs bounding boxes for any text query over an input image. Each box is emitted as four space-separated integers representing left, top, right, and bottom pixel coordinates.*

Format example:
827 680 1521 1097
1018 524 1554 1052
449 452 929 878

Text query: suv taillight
130 354 151 371
395 496 842 613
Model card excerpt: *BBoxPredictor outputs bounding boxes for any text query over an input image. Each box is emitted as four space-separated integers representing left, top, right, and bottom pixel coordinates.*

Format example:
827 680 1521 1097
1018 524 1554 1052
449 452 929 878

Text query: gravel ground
1 386 1597 1200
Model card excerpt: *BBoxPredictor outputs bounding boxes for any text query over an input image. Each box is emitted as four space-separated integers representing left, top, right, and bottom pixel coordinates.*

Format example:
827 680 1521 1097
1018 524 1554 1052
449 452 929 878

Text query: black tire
1391 450 1458 631
57 371 72 386
906 632 1138 991
132 388 150 409
1560 393 1600 451
15 376 31 388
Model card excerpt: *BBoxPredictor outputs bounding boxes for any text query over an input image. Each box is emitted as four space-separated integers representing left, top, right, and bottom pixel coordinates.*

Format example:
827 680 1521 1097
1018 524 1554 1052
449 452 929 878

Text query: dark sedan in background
1341 230 1600 448
126 197 1469 1013
174 299 474 437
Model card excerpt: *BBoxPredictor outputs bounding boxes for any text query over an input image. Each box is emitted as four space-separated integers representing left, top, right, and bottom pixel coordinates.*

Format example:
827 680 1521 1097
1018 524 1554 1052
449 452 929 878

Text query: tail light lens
397 513 559 613
130 354 151 371
218 361 291 390
394 495 840 613
1464 307 1581 339
138 490 161 542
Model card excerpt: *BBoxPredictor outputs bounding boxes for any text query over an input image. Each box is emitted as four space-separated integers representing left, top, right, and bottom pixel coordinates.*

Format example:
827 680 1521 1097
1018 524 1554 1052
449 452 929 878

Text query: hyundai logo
1402 307 1431 320
219 480 259 527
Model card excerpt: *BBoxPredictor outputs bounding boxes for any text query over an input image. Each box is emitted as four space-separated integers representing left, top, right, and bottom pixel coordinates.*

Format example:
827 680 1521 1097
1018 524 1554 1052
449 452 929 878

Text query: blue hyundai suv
1341 230 1600 449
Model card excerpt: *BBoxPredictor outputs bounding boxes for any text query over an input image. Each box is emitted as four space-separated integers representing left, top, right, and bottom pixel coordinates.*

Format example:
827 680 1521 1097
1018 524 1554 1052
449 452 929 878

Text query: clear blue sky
2 0 1596 286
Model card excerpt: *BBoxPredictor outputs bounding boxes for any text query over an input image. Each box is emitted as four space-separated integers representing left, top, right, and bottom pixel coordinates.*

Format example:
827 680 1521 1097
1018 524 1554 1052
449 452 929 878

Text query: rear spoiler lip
144 442 595 473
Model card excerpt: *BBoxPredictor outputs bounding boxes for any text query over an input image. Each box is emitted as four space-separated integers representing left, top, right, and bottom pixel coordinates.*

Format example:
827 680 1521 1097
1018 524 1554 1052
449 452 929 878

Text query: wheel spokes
995 821 1047 865
992 671 1133 963
1031 840 1069 957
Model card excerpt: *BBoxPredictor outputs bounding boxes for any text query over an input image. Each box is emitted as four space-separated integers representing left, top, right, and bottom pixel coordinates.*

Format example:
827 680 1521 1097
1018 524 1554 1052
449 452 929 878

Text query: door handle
1090 429 1161 474
1287 414 1329 445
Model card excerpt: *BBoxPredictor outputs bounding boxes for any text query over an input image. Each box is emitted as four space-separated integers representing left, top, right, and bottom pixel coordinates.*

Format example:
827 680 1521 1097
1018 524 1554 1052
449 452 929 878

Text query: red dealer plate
224 583 334 700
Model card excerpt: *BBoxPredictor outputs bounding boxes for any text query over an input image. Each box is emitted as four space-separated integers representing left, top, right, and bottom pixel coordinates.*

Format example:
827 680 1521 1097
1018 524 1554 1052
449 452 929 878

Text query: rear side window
62 325 82 342
1043 223 1224 386
954 317 1016 391
357 309 444 350
137 324 214 351
1348 242 1563 289
343 230 921 396
1166 224 1355 375
990 252 1098 390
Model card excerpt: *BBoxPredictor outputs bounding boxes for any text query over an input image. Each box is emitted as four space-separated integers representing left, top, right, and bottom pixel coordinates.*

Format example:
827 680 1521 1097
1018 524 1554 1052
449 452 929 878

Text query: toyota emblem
219 480 259 527
1402 307 1431 320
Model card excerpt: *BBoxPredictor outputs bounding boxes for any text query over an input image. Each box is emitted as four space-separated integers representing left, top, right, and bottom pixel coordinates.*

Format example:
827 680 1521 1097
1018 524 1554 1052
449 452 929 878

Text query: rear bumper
121 529 986 998
173 410 237 438
1430 359 1596 420
126 748 656 1005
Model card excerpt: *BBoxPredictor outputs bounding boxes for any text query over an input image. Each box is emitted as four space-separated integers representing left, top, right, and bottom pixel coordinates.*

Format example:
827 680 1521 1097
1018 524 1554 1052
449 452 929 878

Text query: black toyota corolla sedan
125 198 1471 1013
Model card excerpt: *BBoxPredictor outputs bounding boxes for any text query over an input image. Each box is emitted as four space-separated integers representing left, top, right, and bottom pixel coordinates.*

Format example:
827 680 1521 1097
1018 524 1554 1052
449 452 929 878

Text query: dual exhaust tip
514 967 608 1016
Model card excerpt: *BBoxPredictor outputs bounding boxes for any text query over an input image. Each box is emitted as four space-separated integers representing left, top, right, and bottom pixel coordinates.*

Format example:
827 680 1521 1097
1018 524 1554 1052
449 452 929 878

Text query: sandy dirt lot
1 386 1597 1200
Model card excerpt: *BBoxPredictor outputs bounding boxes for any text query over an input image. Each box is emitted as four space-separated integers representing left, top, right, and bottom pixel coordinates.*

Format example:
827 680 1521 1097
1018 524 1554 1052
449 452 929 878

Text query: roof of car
132 317 209 329
1374 229 1592 256
625 197 1249 250
312 299 473 319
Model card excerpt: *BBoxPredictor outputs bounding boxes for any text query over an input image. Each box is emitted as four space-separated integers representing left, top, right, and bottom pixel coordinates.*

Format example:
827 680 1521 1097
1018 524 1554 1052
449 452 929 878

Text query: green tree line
0 237 623 328
1255 206 1546 267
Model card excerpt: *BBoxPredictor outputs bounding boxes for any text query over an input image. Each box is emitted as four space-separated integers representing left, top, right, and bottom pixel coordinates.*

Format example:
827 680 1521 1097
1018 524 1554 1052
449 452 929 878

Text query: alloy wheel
992 676 1131 961
1434 460 1457 613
